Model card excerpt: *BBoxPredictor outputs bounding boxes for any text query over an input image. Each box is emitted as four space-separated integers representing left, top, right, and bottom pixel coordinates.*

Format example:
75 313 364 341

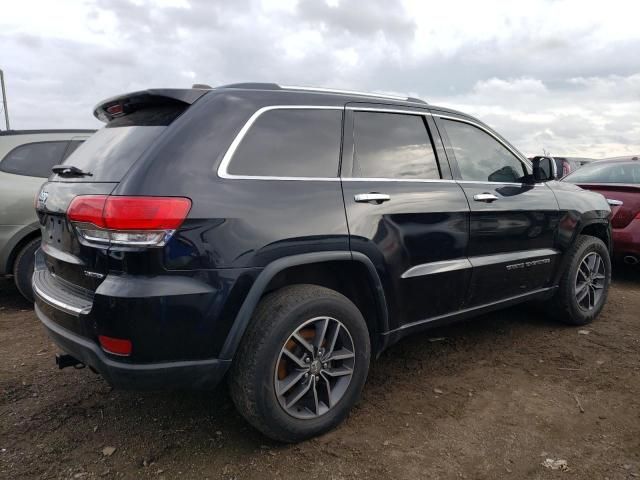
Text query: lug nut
305 357 310 363
323 363 328 369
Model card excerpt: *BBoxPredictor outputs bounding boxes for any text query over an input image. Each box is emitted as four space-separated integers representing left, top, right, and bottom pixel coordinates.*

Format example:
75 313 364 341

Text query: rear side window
351 112 440 179
227 109 342 178
0 141 69 177
443 119 526 183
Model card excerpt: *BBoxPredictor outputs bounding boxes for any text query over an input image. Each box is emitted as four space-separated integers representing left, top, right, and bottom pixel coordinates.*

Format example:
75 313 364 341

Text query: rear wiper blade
52 165 93 177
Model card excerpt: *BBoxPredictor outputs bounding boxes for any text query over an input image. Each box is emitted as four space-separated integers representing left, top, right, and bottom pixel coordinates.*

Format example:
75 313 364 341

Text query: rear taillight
67 195 191 247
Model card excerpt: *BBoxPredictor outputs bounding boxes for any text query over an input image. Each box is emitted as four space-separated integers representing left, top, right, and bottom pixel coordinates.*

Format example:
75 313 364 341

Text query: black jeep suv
33 83 612 442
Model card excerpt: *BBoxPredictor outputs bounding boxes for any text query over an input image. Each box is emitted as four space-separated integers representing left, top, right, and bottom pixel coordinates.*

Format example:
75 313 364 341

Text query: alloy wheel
574 251 606 311
274 316 355 419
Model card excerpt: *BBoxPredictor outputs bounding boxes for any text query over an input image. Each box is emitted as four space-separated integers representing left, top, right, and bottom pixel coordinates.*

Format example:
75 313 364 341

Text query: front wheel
549 235 611 325
229 284 370 443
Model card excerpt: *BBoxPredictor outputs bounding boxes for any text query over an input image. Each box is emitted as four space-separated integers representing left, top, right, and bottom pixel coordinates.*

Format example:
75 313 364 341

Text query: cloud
0 0 639 158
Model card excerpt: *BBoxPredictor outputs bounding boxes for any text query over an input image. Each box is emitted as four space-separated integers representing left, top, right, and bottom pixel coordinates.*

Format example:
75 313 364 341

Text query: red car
562 156 640 265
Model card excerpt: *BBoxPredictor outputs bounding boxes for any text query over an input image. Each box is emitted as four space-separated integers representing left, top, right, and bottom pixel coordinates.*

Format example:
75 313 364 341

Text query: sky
1 0 639 158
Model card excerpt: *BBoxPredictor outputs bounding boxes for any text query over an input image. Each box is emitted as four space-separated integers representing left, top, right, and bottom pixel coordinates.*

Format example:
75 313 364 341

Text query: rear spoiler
93 89 209 123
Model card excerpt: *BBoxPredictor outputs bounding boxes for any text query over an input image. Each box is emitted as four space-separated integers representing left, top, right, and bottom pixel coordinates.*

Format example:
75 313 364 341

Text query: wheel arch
579 219 611 253
553 218 611 286
219 251 389 360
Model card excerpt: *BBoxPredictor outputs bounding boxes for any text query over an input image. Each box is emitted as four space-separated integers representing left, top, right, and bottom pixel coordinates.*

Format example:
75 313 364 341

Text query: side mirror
531 156 557 182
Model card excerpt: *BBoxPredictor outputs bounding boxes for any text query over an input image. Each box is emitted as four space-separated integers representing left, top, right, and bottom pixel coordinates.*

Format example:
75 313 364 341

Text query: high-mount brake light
106 104 124 116
67 195 191 248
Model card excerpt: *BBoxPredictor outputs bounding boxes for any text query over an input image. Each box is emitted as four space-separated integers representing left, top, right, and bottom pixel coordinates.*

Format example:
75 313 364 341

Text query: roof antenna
192 83 213 89
0 68 10 130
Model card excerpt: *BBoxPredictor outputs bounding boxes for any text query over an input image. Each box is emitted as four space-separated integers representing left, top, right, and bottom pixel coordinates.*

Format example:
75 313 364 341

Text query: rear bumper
35 302 231 390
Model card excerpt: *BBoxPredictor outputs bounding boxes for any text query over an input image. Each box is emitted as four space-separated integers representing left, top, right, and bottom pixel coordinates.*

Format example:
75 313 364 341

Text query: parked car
0 129 94 301
33 84 612 442
562 156 640 264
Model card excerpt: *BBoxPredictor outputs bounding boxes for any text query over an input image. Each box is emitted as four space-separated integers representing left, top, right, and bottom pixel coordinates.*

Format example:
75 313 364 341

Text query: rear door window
0 141 70 178
226 108 343 178
351 111 440 179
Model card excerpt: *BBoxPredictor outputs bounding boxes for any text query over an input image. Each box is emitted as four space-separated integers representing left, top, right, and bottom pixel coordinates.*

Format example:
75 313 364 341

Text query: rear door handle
473 193 499 203
354 193 391 204
606 198 623 206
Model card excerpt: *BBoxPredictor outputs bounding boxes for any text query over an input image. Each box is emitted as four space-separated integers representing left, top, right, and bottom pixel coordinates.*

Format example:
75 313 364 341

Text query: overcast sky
1 0 639 157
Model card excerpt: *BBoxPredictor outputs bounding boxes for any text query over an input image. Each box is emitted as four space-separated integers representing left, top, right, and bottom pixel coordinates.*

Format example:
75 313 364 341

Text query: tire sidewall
251 293 370 441
13 238 40 303
563 237 611 324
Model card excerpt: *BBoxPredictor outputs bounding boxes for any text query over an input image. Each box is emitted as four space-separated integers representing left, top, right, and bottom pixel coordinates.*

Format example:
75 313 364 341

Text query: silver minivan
0 129 94 301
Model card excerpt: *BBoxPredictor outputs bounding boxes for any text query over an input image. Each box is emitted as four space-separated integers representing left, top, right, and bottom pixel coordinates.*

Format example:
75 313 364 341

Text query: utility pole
0 69 10 130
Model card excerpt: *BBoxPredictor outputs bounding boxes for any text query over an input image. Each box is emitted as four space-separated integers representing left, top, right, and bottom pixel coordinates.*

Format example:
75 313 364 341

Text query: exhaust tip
623 255 638 265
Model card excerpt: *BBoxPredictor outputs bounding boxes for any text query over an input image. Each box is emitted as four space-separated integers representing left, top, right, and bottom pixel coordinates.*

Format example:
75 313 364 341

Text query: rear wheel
229 284 370 442
13 237 40 304
549 235 611 325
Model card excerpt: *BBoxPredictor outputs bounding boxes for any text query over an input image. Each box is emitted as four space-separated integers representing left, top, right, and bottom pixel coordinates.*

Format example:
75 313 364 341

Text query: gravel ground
1 266 639 479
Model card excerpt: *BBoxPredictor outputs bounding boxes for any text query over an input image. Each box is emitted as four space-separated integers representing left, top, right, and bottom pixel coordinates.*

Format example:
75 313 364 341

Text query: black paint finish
32 85 612 389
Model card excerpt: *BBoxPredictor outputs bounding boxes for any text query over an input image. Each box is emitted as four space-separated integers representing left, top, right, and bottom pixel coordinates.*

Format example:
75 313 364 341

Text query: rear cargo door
35 90 203 292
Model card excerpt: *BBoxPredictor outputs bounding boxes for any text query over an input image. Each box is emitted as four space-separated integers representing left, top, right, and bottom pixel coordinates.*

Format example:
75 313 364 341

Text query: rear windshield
52 126 165 182
563 162 640 184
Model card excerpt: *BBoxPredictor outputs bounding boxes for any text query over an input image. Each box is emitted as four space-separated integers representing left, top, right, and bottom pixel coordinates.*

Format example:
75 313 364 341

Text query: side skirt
379 286 557 351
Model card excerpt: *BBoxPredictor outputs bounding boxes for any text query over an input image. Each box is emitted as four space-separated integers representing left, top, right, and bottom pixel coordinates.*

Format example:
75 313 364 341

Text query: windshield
563 161 640 184
51 126 165 182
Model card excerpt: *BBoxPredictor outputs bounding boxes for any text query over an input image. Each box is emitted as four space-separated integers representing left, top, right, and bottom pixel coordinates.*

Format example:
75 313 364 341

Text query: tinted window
563 162 640 184
0 141 69 177
228 109 342 177
443 119 526 183
53 126 165 182
352 112 440 179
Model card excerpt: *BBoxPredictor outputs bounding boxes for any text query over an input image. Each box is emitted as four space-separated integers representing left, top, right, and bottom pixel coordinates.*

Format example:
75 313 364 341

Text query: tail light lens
67 195 191 247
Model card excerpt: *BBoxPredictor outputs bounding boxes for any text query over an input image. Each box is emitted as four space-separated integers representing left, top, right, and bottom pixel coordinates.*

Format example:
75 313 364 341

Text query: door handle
606 198 623 206
354 193 391 204
473 193 499 203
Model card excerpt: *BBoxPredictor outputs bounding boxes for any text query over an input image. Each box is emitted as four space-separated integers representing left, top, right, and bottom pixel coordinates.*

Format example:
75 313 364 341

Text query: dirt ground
1 267 639 480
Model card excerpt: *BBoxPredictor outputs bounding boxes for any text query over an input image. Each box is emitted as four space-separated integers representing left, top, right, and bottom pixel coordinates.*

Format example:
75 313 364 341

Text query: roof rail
213 82 427 104
280 84 426 103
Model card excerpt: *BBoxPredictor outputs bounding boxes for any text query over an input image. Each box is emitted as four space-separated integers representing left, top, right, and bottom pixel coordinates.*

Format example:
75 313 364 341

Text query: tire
548 235 611 325
229 284 371 443
13 237 41 304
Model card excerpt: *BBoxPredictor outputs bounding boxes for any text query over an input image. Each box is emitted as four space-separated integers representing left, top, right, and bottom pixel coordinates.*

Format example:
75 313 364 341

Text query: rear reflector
67 195 191 247
98 335 132 356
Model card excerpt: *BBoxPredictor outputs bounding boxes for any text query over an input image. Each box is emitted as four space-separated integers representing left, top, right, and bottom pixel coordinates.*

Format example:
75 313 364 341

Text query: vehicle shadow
612 260 639 286
0 277 33 311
